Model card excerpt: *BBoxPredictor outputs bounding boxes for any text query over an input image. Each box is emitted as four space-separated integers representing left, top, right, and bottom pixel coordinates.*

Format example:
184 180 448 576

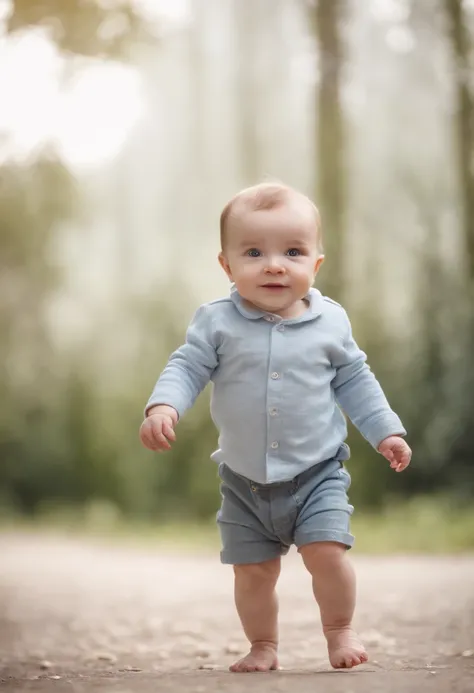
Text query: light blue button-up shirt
146 288 406 483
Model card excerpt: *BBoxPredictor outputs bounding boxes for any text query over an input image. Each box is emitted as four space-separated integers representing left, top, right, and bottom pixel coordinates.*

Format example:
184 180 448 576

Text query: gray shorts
216 457 354 565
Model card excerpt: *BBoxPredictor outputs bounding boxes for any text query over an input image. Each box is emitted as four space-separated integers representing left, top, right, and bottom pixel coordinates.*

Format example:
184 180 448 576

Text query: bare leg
230 558 281 673
299 542 368 669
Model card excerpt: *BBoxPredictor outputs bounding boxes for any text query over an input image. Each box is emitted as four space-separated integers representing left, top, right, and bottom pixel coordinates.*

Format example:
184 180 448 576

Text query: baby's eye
286 248 301 257
246 248 261 257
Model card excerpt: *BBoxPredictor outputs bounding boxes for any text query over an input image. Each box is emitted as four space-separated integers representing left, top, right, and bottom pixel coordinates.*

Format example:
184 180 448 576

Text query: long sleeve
145 304 219 419
331 312 406 449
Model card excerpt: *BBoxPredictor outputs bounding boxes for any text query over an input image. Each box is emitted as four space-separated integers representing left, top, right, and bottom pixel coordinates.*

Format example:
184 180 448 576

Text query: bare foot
229 642 279 673
325 626 368 669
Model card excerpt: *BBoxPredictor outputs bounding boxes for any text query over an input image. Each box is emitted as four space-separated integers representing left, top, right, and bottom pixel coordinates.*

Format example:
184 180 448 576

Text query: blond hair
219 182 322 250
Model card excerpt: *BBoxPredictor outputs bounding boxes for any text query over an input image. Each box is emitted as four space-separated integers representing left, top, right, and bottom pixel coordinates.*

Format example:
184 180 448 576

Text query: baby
140 182 411 672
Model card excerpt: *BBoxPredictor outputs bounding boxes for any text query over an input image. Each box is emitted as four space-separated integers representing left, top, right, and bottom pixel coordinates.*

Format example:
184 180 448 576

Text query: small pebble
94 652 118 663
40 660 53 670
461 649 473 658
120 665 142 672
198 663 217 670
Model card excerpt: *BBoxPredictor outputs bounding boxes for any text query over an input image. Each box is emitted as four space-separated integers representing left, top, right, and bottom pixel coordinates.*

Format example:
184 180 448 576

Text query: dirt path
0 532 473 692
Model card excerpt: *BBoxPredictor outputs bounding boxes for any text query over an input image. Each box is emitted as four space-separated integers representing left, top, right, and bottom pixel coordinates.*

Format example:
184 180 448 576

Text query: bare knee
233 558 281 589
299 541 347 575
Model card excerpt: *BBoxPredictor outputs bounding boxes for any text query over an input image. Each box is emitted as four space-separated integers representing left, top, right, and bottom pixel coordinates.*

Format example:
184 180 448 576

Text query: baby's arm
331 310 411 468
140 304 218 452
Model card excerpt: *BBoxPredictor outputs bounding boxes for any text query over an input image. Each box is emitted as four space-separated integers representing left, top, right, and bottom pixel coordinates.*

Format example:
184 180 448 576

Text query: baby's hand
139 405 178 452
378 436 412 472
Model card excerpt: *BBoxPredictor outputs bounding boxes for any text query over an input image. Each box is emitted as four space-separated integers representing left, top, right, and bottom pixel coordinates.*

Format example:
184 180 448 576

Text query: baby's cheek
242 267 259 281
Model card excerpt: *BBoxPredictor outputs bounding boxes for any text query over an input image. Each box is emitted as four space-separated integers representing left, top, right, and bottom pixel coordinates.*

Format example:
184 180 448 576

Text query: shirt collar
230 285 324 324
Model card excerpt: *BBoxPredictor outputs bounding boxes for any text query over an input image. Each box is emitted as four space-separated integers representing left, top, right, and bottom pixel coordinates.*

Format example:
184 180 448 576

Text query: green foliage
0 155 77 513
0 0 153 515
4 496 474 554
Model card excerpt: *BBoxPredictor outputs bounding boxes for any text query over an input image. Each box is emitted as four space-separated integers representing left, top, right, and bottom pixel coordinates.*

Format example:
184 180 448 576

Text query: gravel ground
0 532 473 692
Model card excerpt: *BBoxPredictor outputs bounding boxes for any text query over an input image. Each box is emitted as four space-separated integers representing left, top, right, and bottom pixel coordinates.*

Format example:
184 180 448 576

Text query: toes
244 663 262 672
230 661 275 673
229 661 245 672
229 650 278 673
344 652 366 668
229 659 258 673
331 648 368 669
349 649 368 666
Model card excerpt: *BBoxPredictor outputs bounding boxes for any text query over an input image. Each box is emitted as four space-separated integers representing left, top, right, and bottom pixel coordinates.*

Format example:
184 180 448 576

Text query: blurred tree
6 0 150 59
0 157 77 512
441 0 474 493
380 0 474 500
233 0 263 185
0 1 150 513
309 0 347 303
443 0 474 282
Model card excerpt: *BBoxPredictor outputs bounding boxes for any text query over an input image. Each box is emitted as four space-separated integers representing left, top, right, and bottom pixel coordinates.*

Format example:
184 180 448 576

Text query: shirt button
277 324 285 332
270 372 280 380
269 408 278 416
265 316 275 322
271 441 279 449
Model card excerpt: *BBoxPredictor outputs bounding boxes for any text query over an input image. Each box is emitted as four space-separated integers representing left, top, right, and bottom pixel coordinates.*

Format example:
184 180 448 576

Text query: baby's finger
153 430 172 450
163 422 176 442
400 454 411 470
395 453 411 472
140 427 160 451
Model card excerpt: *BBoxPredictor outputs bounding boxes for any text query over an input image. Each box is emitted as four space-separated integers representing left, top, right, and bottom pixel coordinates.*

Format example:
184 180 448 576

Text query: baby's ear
218 252 233 281
314 255 325 274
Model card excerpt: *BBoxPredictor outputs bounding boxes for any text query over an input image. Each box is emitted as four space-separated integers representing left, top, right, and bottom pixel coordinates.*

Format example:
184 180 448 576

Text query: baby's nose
264 258 285 273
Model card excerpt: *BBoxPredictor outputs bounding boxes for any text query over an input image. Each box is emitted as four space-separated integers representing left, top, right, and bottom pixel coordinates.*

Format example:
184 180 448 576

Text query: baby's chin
253 297 306 316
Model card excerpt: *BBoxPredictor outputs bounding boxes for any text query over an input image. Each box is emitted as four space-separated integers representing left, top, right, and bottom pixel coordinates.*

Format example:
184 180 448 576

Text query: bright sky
0 0 188 170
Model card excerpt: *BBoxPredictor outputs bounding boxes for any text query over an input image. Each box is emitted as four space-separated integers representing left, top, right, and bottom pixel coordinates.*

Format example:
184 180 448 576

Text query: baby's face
219 203 323 318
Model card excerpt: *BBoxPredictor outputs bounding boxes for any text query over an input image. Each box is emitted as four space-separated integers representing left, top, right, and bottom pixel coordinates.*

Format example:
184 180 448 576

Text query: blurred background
1 0 473 551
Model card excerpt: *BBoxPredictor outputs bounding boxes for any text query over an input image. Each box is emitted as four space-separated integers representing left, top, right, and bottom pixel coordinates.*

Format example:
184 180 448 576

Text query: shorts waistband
222 444 349 493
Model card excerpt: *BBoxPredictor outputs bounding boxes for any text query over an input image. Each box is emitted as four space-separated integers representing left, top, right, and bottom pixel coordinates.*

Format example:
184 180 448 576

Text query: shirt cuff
362 414 407 450
144 391 188 420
